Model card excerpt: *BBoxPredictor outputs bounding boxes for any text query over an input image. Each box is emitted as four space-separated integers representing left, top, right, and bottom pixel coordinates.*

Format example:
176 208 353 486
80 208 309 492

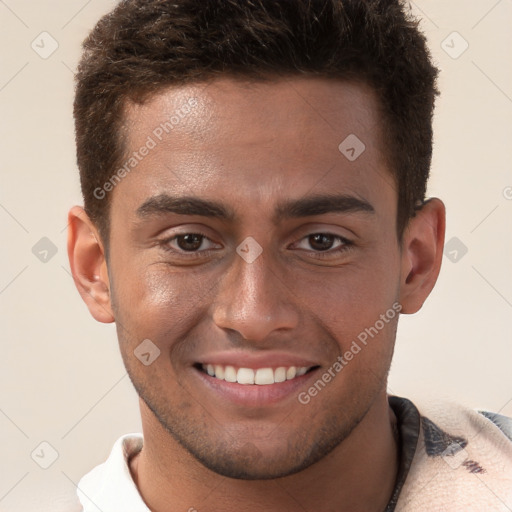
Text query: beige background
1 1 511 510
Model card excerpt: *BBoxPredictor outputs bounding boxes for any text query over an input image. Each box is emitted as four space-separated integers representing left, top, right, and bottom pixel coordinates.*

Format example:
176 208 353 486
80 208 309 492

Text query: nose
212 249 300 342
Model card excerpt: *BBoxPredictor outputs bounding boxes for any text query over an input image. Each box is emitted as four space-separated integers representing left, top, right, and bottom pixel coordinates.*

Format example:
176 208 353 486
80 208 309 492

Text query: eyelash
158 232 353 259
292 233 353 259
159 232 218 259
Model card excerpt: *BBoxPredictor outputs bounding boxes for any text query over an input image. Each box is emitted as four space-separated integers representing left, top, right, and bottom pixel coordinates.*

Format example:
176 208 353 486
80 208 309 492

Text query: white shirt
76 398 512 511
77 433 149 512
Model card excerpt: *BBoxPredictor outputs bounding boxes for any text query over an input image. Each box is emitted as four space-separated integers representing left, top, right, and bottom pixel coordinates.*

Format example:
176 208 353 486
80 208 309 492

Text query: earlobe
399 198 446 314
67 206 115 323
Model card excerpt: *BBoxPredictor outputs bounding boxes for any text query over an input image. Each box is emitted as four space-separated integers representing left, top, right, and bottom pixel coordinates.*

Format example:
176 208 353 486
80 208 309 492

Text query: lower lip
193 367 320 407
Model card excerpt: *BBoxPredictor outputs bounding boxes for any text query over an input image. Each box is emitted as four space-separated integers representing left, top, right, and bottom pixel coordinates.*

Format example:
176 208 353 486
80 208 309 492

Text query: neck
129 392 399 512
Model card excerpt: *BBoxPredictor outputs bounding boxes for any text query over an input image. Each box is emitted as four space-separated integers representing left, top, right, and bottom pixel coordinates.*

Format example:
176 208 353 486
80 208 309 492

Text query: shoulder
477 410 512 442
415 398 512 455
395 396 512 511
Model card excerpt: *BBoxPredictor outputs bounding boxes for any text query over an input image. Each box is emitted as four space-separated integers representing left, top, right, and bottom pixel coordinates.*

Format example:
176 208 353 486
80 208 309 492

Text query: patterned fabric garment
386 396 512 511
76 395 512 512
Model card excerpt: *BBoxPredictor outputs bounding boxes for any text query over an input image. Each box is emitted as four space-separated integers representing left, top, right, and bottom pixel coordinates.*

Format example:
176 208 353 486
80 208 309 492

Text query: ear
67 206 114 323
398 198 446 314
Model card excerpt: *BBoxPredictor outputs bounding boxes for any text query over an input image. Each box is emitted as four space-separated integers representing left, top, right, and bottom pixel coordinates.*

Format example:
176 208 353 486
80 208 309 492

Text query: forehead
125 76 383 151
116 77 395 215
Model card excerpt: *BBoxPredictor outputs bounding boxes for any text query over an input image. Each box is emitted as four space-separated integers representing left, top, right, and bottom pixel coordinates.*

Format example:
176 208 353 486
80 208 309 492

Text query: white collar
77 433 150 512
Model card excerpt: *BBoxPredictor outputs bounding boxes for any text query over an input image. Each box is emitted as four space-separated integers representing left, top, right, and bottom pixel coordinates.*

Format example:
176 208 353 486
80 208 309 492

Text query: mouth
197 363 318 385
192 352 322 407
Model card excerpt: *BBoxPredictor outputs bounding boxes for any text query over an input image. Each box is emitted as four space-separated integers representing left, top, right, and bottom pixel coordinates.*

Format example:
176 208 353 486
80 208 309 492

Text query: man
67 0 512 510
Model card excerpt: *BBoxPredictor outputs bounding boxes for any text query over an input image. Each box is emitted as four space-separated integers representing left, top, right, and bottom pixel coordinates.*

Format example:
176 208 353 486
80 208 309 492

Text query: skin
68 77 445 512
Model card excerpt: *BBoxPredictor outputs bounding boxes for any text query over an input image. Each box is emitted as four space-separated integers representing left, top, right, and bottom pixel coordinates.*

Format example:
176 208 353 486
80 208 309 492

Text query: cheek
111 261 216 342
287 256 399 334
111 265 217 386
117 254 208 303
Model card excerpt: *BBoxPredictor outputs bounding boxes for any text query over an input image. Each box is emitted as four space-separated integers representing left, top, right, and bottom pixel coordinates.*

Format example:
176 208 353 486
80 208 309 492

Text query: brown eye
176 234 205 251
308 234 336 251
159 231 222 257
291 232 352 258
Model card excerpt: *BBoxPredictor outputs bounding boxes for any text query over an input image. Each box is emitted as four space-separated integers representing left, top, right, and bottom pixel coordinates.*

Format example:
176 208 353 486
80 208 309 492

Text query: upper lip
195 351 320 369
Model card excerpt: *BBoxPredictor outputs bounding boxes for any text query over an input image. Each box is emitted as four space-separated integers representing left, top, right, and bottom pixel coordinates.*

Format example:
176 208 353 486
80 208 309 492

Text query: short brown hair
74 0 439 244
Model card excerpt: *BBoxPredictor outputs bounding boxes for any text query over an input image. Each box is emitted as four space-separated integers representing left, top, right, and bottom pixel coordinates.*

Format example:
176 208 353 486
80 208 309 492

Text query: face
82 78 411 478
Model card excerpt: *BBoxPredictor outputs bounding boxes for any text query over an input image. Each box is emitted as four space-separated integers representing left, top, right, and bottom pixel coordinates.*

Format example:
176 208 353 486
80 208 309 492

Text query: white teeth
201 364 311 385
255 368 274 385
224 365 237 382
214 365 224 379
237 367 255 385
286 367 297 380
274 367 287 383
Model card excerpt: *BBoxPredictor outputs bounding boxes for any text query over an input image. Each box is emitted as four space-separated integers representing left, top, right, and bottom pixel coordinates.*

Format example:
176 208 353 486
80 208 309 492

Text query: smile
200 364 313 385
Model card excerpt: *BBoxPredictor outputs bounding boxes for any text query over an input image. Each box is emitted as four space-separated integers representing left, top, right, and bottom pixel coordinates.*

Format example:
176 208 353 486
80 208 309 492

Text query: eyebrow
136 193 375 222
275 193 375 220
137 195 235 220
